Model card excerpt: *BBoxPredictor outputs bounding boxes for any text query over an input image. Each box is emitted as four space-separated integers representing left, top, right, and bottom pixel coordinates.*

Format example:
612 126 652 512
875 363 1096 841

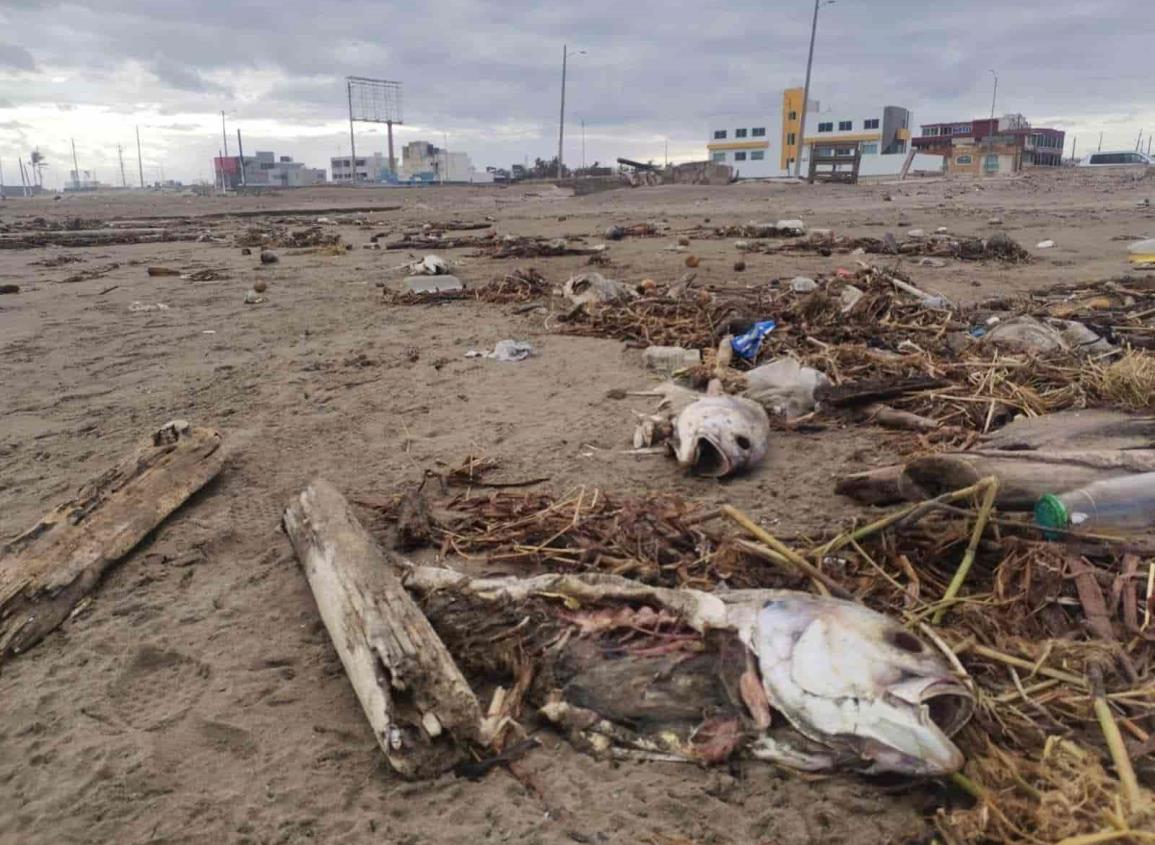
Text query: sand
1 168 1153 844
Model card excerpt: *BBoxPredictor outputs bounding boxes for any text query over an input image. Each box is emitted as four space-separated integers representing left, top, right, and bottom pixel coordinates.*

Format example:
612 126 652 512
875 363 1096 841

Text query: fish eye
735 435 751 450
887 630 924 653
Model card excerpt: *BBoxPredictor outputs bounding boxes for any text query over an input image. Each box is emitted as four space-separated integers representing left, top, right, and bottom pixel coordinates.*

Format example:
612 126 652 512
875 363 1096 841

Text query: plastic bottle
1035 472 1155 536
1129 238 1155 267
642 345 701 375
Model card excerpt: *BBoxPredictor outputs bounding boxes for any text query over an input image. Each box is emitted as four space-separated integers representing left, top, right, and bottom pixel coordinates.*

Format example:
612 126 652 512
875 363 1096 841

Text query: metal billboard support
345 76 403 183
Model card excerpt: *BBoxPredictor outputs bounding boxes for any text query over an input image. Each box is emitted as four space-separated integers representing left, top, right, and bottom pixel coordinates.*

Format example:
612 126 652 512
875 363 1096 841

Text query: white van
1079 151 1153 167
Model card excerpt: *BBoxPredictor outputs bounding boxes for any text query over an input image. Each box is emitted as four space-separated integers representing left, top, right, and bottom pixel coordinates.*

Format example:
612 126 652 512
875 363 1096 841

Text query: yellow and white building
706 87 941 178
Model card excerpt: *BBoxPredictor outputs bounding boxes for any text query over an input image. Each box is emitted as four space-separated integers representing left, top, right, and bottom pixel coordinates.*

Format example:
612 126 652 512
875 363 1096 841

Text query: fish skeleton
405 568 974 777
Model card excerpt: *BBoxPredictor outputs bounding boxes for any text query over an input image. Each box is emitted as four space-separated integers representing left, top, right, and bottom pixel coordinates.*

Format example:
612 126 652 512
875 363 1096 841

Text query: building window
713 130 727 140
984 154 1000 173
788 111 798 121
711 151 726 162
838 120 852 131
735 128 747 138
955 155 973 165
925 127 939 137
818 122 833 133
953 125 969 134
750 150 765 160
787 132 797 145
752 127 766 137
861 143 879 155
864 118 880 130
835 147 854 156
734 151 747 161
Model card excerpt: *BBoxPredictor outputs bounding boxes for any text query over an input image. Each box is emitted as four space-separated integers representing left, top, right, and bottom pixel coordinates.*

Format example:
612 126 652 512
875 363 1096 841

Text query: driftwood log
839 412 1155 508
282 479 481 779
0 421 223 660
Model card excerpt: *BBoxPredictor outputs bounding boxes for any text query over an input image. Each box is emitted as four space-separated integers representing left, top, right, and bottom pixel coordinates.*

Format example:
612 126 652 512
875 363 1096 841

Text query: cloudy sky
1 0 1151 188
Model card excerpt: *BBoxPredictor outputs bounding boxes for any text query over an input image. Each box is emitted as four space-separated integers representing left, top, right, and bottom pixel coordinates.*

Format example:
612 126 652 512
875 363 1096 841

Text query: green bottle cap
1034 494 1069 539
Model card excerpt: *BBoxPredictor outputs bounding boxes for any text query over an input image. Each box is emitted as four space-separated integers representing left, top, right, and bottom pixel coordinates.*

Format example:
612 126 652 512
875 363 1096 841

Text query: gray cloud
0 0 1151 185
0 42 36 70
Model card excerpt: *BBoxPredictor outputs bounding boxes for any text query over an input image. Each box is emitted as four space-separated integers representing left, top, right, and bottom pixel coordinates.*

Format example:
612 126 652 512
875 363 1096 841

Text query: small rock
808 228 833 242
403 275 463 294
775 219 805 235
260 250 278 264
882 193 893 202
907 228 925 239
790 276 818 293
685 255 700 268
253 280 268 293
987 217 1003 225
240 247 252 256
243 289 264 304
733 259 746 272
605 225 624 241
935 226 948 234
918 257 947 268
678 236 690 247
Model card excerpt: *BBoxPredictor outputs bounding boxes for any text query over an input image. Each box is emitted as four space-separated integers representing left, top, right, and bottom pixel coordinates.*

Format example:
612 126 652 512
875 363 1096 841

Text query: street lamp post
793 0 835 178
558 45 585 180
988 69 998 122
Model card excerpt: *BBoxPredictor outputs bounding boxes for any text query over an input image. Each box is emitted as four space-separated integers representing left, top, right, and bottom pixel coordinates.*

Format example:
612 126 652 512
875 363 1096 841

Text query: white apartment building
330 152 391 182
706 87 942 178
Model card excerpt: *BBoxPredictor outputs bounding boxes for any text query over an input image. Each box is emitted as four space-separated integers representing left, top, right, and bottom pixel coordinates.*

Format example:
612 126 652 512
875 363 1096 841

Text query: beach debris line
0 421 223 661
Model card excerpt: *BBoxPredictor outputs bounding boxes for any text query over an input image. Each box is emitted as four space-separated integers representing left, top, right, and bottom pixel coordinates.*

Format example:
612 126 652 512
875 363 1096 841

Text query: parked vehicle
1078 150 1153 167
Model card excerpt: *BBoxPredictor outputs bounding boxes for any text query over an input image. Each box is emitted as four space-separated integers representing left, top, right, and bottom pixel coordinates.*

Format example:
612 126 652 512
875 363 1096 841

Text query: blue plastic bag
731 320 777 361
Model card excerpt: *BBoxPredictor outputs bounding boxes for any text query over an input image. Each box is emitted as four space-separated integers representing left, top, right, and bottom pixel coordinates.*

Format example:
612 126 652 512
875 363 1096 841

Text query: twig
1090 665 1143 814
721 506 845 598
733 538 850 599
932 477 999 624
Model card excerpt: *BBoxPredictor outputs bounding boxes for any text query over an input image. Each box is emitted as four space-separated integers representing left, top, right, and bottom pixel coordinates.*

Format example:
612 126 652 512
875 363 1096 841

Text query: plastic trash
731 320 777 361
790 276 818 293
1036 240 1055 249
404 275 463 294
1035 472 1155 536
409 255 450 275
466 340 534 362
839 285 864 313
743 357 831 417
775 219 805 235
1128 238 1155 267
642 345 702 375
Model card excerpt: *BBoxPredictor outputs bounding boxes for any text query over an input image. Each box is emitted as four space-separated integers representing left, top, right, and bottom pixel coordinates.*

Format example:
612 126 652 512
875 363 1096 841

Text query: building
913 115 1065 167
944 137 1023 177
331 152 393 182
213 151 326 189
705 88 942 178
399 141 493 184
332 143 493 184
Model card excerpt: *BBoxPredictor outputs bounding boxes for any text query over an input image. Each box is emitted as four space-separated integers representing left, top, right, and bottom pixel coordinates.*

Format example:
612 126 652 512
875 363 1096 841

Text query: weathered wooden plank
0 421 223 660
282 479 481 779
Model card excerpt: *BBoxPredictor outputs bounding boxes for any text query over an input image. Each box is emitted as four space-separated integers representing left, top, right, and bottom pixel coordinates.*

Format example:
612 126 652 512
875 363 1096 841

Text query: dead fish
670 384 769 477
742 593 972 775
562 272 636 308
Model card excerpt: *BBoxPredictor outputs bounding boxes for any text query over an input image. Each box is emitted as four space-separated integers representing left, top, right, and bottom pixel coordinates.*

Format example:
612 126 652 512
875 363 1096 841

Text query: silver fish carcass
404 568 975 777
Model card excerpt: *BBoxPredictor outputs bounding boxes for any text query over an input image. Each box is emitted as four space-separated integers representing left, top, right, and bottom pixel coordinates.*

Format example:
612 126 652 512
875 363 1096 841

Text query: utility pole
221 111 229 157
794 0 831 178
1148 136 1152 157
236 128 247 187
558 44 567 180
1071 135 1077 163
117 144 127 187
1098 131 1103 152
988 69 998 122
665 138 669 167
346 79 358 184
136 125 145 188
70 137 80 190
1136 129 1143 152
581 119 586 172
387 119 396 179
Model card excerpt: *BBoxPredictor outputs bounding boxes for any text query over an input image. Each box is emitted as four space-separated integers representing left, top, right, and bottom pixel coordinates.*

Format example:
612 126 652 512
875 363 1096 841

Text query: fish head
749 594 973 776
670 395 770 478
